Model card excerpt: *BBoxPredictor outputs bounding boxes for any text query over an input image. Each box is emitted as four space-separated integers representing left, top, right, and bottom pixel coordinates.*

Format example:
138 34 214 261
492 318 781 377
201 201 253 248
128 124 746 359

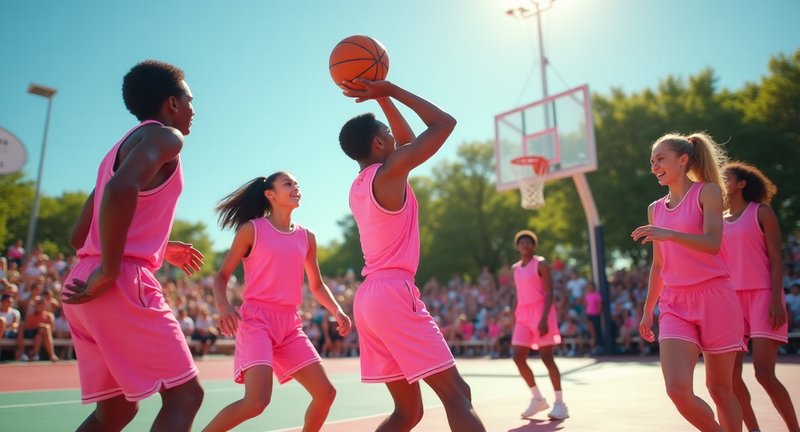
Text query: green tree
0 172 34 248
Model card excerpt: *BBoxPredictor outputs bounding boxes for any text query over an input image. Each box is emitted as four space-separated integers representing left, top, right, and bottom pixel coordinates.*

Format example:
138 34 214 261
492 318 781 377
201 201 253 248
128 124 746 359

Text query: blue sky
1 0 798 252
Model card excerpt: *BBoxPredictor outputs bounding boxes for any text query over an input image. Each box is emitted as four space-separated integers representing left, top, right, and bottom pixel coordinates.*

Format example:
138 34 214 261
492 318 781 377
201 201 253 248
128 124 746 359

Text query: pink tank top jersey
512 256 547 306
653 182 729 287
77 121 182 270
722 202 770 290
349 163 420 277
242 218 308 308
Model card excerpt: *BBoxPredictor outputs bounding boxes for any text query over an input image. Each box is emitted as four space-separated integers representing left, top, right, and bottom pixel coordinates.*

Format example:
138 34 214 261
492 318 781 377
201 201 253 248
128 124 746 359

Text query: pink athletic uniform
511 256 561 349
350 164 454 384
722 202 788 343
62 121 197 403
233 218 321 384
653 182 745 353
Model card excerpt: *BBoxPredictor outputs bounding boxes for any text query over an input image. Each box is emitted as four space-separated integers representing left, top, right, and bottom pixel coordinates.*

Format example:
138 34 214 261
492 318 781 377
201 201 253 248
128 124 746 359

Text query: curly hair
723 161 777 204
122 60 186 121
339 113 380 161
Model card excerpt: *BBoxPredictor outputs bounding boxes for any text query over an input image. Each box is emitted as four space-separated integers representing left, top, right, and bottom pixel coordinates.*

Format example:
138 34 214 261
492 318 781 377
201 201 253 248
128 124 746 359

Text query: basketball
329 35 389 91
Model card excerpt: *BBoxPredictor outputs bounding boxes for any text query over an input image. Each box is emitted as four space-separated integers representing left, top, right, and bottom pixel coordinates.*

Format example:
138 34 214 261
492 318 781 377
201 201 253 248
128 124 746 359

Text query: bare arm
759 204 787 329
70 190 95 250
631 183 724 254
213 222 253 336
63 126 183 304
99 127 183 277
537 260 555 333
345 80 456 210
376 98 415 146
304 230 352 336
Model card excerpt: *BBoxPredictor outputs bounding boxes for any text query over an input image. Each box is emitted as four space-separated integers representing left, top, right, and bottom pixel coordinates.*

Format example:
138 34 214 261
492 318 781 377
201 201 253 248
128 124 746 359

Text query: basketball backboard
494 84 596 191
0 127 27 175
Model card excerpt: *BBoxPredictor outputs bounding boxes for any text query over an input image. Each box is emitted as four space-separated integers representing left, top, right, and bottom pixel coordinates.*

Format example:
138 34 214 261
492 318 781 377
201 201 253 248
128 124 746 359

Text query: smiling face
650 140 688 186
265 172 301 209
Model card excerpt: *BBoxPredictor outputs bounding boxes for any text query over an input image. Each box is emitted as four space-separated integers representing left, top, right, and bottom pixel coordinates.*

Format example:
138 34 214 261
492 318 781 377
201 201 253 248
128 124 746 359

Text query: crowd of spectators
3 234 800 362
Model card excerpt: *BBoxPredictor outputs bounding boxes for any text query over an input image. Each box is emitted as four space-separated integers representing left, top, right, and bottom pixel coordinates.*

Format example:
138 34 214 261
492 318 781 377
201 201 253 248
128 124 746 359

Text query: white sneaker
548 402 569 420
19 353 29 362
521 397 549 418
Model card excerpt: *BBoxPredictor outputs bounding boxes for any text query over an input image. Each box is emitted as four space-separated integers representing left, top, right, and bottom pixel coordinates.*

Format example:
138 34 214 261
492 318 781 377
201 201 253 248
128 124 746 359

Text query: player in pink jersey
62 61 205 432
203 173 352 432
723 162 799 432
632 132 745 432
510 230 568 420
338 79 485 432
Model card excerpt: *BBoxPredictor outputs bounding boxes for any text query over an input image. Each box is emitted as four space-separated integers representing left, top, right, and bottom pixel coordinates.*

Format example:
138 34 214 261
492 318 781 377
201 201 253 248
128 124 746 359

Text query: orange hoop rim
511 156 549 176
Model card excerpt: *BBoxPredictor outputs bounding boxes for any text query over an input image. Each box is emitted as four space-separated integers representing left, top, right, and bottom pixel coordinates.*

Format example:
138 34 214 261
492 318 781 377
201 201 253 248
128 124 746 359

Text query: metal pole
25 95 53 257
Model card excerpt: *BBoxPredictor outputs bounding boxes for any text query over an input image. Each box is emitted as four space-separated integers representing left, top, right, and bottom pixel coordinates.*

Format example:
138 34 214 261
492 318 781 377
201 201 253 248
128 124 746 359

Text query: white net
511 157 547 210
517 175 546 209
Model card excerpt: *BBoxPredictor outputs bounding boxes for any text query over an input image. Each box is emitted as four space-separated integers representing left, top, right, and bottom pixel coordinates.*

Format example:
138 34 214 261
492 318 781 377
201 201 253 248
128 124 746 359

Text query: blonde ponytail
653 132 728 195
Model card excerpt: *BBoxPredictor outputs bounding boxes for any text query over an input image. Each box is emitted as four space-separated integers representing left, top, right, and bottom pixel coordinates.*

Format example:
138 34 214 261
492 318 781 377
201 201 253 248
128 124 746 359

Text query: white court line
263 392 520 432
0 386 243 409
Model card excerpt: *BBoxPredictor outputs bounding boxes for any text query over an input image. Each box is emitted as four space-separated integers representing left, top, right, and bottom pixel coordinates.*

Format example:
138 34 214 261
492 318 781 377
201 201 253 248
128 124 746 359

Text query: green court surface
2 356 798 431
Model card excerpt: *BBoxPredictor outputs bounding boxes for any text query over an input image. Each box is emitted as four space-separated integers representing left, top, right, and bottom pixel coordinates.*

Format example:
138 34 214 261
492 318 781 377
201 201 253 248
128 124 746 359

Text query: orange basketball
329 35 389 91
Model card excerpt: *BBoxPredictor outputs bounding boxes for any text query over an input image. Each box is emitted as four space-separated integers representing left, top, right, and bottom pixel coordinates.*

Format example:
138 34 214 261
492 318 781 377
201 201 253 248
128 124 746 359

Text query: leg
751 338 800 432
732 351 759 431
703 351 742 432
293 363 337 432
152 377 204 432
40 324 58 361
660 340 721 432
203 366 272 432
376 379 423 432
539 346 561 391
511 345 536 388
424 367 485 432
76 395 139 432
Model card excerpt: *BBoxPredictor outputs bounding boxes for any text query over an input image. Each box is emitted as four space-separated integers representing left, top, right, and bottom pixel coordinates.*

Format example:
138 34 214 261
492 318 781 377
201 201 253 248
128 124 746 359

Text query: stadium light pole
505 1 614 355
25 83 57 258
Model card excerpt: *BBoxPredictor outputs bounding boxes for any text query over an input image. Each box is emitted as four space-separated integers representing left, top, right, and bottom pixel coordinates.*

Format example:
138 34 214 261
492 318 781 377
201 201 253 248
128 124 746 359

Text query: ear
168 95 180 113
678 153 689 167
736 179 746 190
372 135 384 150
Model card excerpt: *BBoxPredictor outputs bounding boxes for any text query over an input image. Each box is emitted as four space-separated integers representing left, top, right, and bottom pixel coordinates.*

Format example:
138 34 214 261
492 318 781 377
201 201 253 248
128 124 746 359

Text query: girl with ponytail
204 172 352 432
632 132 745 431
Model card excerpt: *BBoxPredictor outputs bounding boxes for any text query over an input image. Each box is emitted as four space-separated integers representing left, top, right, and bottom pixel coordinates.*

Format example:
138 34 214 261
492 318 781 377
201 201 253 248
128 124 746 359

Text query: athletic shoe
548 402 569 420
521 397 549 418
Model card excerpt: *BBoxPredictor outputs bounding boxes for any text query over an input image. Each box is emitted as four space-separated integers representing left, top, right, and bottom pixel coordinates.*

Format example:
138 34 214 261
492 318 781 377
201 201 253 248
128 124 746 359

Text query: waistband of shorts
76 255 154 270
664 276 730 291
242 300 298 313
364 268 415 282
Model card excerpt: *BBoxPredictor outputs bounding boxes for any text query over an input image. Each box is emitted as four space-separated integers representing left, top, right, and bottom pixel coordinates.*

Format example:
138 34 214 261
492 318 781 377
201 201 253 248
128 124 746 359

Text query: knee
394 406 423 429
512 349 527 364
705 381 733 403
753 364 777 387
665 381 694 405
167 380 205 412
241 393 271 418
314 383 337 406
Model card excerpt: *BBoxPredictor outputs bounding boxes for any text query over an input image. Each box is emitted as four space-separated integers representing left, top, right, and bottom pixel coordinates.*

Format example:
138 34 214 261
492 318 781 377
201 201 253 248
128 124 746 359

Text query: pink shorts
62 257 198 404
658 278 746 354
512 303 562 349
354 270 454 384
736 289 788 344
234 302 320 384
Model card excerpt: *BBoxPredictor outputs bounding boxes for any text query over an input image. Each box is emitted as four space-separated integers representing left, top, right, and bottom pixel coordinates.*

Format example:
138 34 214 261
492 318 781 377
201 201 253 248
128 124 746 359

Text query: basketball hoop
511 156 549 210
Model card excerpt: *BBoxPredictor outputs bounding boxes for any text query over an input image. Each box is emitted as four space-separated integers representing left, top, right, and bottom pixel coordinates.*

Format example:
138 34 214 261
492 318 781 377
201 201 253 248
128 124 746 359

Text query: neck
727 195 748 214
667 177 695 200
267 207 293 231
358 156 387 171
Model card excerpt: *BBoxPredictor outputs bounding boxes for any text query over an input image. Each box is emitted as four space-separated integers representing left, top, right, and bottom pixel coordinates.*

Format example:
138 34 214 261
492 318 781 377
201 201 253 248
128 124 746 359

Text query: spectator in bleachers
5 240 24 267
176 308 195 339
191 306 218 358
17 296 58 362
584 281 603 354
1 294 21 339
787 284 800 330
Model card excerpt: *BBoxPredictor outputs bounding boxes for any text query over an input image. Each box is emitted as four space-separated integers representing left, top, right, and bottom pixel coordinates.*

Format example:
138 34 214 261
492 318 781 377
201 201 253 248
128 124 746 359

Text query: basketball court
2 355 798 431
